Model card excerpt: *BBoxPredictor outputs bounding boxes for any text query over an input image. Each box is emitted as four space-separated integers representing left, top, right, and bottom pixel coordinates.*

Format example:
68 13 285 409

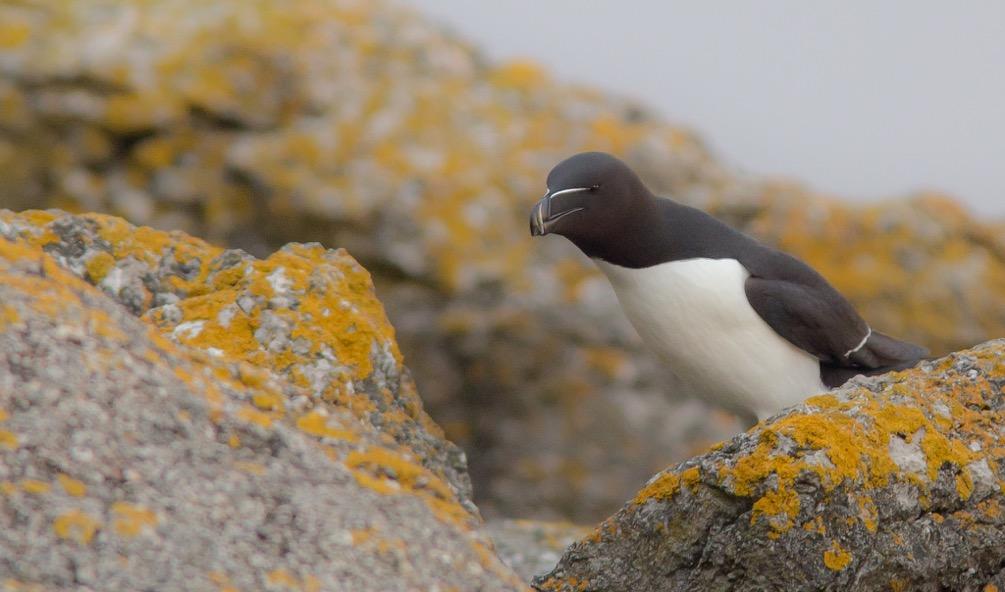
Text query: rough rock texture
2 0 1004 520
0 210 524 591
535 340 1005 592
486 520 593 583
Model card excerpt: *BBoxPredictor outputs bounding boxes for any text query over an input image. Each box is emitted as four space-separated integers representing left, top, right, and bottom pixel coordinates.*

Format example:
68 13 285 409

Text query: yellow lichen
0 305 19 329
251 391 284 412
84 251 116 283
19 480 50 494
295 411 358 442
632 472 681 504
52 510 101 545
823 541 853 571
236 406 273 428
0 430 18 449
111 502 158 537
345 446 468 526
57 474 87 497
0 21 30 48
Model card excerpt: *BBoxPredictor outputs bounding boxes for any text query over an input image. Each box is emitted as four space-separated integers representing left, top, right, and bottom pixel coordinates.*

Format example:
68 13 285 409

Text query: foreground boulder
0 211 523 591
535 340 1005 591
3 0 1004 520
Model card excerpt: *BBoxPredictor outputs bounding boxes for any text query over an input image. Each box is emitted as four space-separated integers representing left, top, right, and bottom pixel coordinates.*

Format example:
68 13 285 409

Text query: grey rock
0 214 525 591
534 340 1005 592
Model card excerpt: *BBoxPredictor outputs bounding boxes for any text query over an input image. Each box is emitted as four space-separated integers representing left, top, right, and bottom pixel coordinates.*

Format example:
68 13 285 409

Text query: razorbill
530 151 927 425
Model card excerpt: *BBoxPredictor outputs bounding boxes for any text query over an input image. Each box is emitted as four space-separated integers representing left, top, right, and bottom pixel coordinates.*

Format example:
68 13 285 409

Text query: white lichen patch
967 458 997 497
100 266 129 294
172 320 205 340
888 429 927 478
216 304 237 328
266 267 291 295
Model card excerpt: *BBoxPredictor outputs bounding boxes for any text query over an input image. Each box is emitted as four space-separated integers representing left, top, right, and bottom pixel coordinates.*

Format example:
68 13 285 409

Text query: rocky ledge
534 340 1005 591
2 0 1004 521
0 210 523 591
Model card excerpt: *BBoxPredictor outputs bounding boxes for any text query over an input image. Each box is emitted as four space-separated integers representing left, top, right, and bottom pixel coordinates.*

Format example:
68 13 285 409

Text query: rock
486 520 593 583
0 210 524 591
2 0 1003 521
533 340 1005 592
0 209 472 508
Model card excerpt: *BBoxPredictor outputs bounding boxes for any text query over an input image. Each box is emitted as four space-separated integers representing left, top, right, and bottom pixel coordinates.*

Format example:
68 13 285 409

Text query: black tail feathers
822 331 929 388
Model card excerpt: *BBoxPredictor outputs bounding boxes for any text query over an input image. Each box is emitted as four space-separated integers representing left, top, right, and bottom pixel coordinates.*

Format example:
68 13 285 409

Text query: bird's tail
822 331 929 388
847 330 929 369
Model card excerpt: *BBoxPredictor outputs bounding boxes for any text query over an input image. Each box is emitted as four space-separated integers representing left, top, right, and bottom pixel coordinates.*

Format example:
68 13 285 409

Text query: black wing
651 200 928 386
741 248 927 385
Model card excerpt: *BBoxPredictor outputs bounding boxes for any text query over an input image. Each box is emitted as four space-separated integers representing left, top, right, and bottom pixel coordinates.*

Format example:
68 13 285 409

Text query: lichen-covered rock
0 209 472 508
0 210 523 590
2 0 1004 521
534 340 1005 592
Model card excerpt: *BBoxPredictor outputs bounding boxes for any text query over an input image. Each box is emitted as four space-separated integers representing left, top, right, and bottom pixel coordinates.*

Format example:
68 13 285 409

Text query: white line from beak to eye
547 187 593 198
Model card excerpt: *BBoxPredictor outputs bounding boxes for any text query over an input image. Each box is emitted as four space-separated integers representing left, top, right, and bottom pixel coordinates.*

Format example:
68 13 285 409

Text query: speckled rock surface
0 209 472 509
534 340 1005 592
2 0 1004 521
486 520 593 583
0 210 524 590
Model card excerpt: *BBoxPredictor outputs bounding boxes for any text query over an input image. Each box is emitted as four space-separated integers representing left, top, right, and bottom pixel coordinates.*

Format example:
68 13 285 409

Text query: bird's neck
572 197 674 268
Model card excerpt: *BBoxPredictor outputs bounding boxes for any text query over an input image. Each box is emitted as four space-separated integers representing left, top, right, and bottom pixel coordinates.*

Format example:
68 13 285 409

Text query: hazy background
410 1 1004 216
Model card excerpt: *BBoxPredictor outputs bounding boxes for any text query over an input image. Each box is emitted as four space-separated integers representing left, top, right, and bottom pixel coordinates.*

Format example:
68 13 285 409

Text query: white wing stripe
844 326 872 358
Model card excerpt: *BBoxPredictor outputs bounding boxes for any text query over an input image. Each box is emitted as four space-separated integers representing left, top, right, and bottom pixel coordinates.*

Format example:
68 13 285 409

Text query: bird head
529 152 652 252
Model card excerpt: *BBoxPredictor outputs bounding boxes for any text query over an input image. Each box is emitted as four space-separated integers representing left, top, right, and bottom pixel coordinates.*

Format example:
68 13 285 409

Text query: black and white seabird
530 151 927 425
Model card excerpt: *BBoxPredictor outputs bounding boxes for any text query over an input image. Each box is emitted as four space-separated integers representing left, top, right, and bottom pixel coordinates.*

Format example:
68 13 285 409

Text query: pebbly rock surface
2 0 1004 521
0 210 525 591
534 340 1005 592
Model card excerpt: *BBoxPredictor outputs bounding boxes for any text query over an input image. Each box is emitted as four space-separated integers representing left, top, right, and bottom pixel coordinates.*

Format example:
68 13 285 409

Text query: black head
529 152 655 257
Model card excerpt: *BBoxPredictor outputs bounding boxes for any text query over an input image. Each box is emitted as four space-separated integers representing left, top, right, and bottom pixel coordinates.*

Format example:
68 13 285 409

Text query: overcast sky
408 1 1004 216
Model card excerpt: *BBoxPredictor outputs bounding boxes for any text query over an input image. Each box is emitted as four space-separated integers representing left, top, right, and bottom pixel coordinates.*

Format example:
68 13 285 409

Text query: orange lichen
84 251 116 283
489 60 548 90
236 406 274 428
0 305 19 329
56 474 87 497
632 472 681 504
251 392 285 412
0 430 18 449
52 510 101 545
0 21 30 48
345 446 468 526
823 541 853 571
111 502 159 537
19 480 50 494
802 516 826 535
295 411 358 442
633 346 999 542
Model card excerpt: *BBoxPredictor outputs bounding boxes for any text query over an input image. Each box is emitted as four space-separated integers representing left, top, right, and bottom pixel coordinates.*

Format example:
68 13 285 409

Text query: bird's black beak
529 194 551 236
529 187 591 236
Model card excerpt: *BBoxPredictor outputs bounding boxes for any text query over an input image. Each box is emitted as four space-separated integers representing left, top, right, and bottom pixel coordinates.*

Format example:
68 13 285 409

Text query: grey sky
408 1 1004 216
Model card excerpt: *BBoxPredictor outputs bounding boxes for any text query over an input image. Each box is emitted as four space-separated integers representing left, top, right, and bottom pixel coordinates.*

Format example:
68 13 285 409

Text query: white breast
595 258 827 421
